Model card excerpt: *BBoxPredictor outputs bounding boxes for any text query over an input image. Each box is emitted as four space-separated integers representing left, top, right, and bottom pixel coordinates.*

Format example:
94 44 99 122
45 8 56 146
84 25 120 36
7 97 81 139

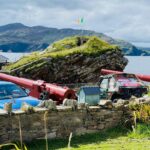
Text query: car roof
101 73 137 78
0 81 15 85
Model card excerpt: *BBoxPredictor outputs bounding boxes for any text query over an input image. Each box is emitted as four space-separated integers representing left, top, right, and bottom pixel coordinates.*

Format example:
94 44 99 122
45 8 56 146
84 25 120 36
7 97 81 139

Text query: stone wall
0 106 123 144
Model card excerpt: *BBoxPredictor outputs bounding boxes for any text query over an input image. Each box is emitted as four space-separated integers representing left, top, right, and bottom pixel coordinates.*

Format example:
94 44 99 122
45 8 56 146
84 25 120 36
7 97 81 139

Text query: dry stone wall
0 106 123 143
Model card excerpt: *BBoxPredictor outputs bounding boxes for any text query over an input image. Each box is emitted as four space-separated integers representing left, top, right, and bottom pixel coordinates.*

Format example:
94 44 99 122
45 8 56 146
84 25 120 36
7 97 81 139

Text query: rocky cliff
5 36 128 83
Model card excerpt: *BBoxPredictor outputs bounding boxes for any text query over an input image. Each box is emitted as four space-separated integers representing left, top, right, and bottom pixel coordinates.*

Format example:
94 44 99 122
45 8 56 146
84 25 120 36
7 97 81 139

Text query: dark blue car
0 81 40 110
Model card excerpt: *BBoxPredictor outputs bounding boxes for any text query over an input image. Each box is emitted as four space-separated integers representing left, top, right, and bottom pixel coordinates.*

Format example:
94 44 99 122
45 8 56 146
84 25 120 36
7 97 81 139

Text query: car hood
118 82 144 87
0 96 41 110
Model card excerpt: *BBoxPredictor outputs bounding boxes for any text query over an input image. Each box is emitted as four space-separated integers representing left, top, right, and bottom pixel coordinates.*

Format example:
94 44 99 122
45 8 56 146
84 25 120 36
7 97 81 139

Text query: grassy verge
25 123 150 150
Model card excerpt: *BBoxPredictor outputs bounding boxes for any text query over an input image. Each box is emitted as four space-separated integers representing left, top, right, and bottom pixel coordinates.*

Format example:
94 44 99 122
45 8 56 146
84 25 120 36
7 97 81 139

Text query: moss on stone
4 36 120 71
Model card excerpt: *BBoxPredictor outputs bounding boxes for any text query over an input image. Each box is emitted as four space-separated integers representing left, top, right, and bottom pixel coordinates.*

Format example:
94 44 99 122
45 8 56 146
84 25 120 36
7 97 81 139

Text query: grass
128 123 150 139
25 123 150 150
128 102 150 124
4 36 119 71
148 87 150 96
47 36 118 57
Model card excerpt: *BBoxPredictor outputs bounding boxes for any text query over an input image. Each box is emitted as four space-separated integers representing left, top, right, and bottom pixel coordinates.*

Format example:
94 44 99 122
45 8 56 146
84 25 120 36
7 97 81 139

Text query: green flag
76 17 84 24
80 17 84 24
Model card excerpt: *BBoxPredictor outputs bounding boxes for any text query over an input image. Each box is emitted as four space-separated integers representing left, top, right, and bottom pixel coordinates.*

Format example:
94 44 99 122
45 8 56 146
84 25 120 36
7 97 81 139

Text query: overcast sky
0 0 150 46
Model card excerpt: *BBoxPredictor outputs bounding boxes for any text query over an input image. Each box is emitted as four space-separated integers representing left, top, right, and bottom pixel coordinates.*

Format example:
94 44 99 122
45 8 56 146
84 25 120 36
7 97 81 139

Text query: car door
99 78 109 99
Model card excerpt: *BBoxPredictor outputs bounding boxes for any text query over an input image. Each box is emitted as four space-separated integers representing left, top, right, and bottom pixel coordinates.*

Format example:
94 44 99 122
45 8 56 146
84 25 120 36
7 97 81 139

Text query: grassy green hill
4 36 128 83
5 36 119 71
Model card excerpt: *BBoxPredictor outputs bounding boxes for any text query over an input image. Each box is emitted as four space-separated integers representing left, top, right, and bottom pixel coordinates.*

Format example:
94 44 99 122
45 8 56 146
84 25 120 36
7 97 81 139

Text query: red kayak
101 69 150 82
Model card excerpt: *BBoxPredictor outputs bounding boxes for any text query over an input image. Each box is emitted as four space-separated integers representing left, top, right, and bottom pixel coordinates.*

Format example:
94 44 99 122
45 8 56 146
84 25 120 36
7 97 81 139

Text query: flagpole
76 17 85 44
76 17 84 36
80 17 84 37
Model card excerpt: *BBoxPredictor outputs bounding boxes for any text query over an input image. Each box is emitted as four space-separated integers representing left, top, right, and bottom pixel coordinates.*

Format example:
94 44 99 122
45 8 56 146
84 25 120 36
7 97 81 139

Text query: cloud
0 0 150 43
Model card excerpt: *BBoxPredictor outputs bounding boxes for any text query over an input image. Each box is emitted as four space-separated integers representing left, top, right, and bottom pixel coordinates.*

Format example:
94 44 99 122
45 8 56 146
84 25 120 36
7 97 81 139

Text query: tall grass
130 104 150 123
128 123 150 139
25 122 150 150
68 132 72 149
18 115 23 149
44 111 49 150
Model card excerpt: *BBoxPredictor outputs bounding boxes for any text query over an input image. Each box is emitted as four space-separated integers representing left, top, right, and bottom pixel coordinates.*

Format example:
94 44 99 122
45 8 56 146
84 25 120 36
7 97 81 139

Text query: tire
111 93 119 102
39 91 49 100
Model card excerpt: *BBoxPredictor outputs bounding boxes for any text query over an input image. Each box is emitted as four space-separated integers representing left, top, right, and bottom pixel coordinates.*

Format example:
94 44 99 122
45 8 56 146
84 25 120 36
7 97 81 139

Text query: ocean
125 56 150 75
0 52 30 62
0 52 150 75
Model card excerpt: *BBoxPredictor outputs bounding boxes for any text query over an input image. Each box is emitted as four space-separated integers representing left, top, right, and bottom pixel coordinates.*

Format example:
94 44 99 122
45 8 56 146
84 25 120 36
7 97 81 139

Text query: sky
0 0 150 46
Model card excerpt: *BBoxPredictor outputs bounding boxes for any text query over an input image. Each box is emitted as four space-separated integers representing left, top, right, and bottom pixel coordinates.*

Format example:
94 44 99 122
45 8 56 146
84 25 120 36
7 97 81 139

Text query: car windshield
0 84 27 100
116 74 139 83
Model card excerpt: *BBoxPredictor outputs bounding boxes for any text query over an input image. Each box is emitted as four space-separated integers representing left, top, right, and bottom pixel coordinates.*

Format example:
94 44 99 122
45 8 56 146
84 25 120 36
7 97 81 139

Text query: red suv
98 73 148 101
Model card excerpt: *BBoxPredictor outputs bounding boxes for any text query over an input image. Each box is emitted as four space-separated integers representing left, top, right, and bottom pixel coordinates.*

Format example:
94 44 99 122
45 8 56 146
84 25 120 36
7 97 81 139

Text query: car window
109 78 115 91
100 79 108 89
116 74 138 83
0 84 27 100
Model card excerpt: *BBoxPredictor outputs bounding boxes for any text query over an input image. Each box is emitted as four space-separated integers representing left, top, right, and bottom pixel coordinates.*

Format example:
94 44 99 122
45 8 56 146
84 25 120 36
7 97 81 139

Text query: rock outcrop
5 36 128 84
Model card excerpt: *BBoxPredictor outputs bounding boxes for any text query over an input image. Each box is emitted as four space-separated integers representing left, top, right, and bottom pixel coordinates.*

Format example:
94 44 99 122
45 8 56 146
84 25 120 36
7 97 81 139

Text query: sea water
125 56 150 75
